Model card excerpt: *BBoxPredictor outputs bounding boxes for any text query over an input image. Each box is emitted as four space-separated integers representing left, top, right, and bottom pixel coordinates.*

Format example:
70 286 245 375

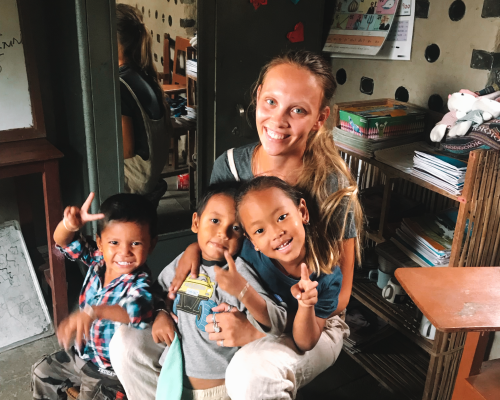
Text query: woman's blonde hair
116 4 167 115
249 50 364 271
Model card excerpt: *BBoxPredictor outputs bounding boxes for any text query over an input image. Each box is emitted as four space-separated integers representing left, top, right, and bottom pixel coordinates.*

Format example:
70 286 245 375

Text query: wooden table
396 267 500 400
0 139 68 327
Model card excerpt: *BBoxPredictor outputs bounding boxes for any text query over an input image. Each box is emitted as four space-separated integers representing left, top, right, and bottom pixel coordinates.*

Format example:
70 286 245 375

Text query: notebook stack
411 152 467 195
391 208 458 267
333 127 425 158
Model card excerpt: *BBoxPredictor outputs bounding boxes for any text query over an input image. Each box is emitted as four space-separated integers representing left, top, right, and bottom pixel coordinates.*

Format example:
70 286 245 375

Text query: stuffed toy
430 89 500 142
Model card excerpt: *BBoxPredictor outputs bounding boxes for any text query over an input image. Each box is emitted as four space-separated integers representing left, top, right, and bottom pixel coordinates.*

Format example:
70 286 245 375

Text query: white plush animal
430 91 500 142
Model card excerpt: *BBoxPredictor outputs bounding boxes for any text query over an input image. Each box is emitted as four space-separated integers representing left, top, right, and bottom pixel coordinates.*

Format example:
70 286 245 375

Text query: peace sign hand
214 251 247 298
290 263 319 308
63 192 105 232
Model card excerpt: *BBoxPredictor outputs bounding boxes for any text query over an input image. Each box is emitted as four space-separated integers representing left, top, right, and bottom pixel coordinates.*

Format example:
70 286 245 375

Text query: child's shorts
181 384 230 400
31 347 126 400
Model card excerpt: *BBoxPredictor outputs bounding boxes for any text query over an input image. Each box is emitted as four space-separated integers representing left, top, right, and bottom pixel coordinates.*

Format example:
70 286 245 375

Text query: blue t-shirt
240 240 342 319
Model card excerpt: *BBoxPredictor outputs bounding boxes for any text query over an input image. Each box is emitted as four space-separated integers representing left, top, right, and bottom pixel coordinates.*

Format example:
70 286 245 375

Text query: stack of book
333 127 425 158
411 152 467 195
343 298 395 354
186 59 197 79
391 208 458 267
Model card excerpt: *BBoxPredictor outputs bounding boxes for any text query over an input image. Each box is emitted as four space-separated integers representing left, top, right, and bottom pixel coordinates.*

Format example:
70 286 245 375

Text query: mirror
117 1 197 235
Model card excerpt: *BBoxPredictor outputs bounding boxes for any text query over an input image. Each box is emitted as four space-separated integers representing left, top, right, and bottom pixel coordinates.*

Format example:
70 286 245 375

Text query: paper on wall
326 0 415 61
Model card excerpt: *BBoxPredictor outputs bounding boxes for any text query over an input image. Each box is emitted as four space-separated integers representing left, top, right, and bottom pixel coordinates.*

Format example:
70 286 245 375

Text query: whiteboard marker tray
0 220 54 353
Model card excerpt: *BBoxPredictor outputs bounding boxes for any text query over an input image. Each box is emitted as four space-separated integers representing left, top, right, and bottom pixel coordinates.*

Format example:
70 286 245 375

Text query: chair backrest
172 36 191 86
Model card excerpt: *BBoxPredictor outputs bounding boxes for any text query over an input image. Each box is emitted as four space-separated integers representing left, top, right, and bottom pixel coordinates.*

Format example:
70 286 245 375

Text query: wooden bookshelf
345 332 429 400
352 279 434 354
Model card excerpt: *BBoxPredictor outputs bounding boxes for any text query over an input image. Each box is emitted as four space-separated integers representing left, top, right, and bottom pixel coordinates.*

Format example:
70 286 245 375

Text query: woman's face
256 64 330 159
239 187 309 269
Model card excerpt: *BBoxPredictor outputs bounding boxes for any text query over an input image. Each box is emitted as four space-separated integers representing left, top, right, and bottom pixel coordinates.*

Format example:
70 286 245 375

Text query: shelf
344 332 429 400
366 230 386 244
352 279 434 354
337 143 460 202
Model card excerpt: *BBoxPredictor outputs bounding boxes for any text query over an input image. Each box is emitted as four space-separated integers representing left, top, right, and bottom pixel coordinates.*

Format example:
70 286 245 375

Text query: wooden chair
162 35 192 96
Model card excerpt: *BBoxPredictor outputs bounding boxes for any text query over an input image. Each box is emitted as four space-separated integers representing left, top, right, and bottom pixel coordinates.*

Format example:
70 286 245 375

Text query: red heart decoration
250 0 267 10
287 22 304 43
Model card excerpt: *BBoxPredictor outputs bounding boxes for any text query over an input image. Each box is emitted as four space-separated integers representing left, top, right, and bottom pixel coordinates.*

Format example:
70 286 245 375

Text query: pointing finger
224 251 236 271
300 264 311 281
86 212 105 221
81 192 95 213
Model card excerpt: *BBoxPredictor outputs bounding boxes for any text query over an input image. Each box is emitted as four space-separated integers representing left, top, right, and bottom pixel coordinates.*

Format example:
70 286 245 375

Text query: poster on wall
323 0 403 57
329 0 415 61
0 0 33 131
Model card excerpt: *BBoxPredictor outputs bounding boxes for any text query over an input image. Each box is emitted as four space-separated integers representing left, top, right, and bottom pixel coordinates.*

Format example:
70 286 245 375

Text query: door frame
74 0 213 240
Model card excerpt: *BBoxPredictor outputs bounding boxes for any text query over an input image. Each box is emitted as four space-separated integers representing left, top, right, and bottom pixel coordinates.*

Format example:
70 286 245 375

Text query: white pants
109 316 349 400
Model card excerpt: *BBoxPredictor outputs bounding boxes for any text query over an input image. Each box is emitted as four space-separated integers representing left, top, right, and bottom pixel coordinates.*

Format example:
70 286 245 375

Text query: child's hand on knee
152 311 179 345
57 309 94 351
290 264 319 308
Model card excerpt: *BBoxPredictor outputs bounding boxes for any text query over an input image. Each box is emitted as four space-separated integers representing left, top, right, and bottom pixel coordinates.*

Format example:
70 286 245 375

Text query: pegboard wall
332 0 500 112
118 0 196 72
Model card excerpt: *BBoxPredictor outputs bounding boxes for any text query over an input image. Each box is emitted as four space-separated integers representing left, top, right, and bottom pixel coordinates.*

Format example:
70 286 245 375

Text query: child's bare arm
215 251 271 328
290 264 326 352
57 305 133 350
54 192 104 247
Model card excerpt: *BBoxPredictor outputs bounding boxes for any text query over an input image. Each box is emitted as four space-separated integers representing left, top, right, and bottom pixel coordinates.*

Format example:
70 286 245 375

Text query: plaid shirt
58 235 153 370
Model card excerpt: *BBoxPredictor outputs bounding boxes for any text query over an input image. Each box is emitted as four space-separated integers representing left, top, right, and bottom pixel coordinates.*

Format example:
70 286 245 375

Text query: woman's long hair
116 4 168 115
249 50 364 267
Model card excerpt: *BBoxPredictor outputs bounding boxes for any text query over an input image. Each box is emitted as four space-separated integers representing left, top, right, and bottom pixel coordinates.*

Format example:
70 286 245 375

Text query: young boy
153 184 286 400
31 192 157 400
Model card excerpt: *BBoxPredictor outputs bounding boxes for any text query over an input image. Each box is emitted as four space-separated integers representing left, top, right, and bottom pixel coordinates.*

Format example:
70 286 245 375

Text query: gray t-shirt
210 142 357 239
157 253 287 380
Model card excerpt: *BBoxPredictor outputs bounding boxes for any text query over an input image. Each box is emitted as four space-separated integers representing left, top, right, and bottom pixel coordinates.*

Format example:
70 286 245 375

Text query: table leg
451 331 490 400
43 160 68 327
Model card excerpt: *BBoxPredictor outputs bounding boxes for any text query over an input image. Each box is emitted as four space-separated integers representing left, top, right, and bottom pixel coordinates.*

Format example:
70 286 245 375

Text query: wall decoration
328 0 415 60
250 0 267 10
323 0 402 56
287 22 304 43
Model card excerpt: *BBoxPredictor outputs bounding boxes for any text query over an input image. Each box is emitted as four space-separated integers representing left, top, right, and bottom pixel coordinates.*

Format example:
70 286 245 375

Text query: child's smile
239 187 309 273
96 221 154 282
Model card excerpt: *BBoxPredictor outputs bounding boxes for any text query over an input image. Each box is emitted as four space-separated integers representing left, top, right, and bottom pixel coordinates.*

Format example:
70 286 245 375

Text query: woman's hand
168 242 202 300
214 251 247 298
204 303 265 347
152 311 179 346
290 264 319 308
57 310 94 351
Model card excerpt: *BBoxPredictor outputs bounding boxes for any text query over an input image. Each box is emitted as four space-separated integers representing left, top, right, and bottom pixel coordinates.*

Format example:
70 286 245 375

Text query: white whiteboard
0 0 34 131
0 220 53 353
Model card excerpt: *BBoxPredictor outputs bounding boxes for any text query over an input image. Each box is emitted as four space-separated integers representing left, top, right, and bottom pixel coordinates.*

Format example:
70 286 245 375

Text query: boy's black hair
196 182 242 216
97 193 158 239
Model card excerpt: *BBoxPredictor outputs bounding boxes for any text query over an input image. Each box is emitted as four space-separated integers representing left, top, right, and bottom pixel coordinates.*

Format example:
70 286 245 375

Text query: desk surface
0 139 63 167
395 267 500 333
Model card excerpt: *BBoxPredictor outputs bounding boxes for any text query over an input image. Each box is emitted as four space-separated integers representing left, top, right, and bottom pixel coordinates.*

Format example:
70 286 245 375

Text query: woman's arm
122 116 135 159
334 238 355 315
